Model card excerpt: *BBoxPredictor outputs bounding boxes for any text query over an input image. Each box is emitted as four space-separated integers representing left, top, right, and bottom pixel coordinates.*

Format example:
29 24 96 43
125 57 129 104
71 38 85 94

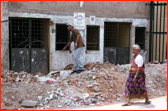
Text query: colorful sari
124 55 147 101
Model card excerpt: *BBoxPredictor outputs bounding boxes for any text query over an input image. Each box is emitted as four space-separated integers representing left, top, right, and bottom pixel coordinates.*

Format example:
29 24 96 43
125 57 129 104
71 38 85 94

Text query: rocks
87 85 94 88
11 96 16 101
21 100 38 107
91 82 99 86
73 98 78 102
2 78 7 82
117 97 121 101
83 100 90 105
113 95 117 99
1 62 167 110
38 96 43 100
154 81 158 84
57 105 62 108
34 77 38 82
93 92 101 96
9 77 14 83
91 98 97 103
60 70 72 80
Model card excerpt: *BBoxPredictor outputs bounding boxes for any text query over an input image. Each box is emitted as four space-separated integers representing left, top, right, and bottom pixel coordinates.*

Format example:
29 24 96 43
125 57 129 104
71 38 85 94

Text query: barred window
10 18 48 48
86 25 99 50
104 22 130 47
135 27 146 50
56 24 70 50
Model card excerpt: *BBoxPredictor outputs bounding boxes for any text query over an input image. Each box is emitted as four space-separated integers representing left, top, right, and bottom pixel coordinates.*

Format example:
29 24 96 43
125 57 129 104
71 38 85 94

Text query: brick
64 67 69 70
115 89 117 92
113 95 117 99
30 74 34 79
9 77 14 83
21 100 37 107
89 93 94 97
95 72 99 74
71 68 74 71
104 74 108 79
6 101 12 106
48 107 54 110
92 88 95 91
34 77 38 82
46 80 54 84
88 65 92 70
2 78 7 82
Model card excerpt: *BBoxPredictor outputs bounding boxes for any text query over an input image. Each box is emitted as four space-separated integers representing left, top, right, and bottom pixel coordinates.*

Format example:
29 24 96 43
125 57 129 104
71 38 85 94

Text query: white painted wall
8 12 148 71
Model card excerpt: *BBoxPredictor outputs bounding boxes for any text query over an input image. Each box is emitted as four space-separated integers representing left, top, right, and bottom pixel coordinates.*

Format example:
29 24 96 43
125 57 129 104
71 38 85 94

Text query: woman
122 44 151 106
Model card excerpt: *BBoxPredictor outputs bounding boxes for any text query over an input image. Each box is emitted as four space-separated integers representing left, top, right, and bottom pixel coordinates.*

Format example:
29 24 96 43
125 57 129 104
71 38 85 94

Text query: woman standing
122 44 151 106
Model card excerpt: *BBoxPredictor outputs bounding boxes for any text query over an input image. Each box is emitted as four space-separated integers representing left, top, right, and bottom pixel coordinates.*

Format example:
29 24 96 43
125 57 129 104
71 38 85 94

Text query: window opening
86 25 99 50
135 27 145 50
56 24 70 50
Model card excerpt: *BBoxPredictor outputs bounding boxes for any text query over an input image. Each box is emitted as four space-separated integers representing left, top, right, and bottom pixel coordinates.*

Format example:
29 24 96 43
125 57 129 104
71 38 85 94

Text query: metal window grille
31 19 48 48
56 24 70 50
86 25 99 50
10 18 48 49
148 1 167 62
104 22 130 47
104 23 117 47
135 27 145 50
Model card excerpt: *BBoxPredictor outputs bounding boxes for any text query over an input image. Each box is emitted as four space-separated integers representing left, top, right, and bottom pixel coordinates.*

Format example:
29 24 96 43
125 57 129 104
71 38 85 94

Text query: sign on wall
90 16 95 24
74 12 85 30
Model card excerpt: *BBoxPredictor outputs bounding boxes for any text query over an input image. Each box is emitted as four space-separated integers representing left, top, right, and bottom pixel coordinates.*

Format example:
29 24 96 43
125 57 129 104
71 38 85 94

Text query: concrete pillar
1 1 9 73
130 25 135 61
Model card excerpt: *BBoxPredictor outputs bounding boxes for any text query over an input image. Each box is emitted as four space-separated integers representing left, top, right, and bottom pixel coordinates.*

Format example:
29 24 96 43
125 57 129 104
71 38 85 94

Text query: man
62 23 85 74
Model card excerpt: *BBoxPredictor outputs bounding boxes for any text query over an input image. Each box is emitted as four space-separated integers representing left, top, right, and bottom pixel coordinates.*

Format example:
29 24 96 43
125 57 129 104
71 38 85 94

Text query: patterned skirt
124 72 147 101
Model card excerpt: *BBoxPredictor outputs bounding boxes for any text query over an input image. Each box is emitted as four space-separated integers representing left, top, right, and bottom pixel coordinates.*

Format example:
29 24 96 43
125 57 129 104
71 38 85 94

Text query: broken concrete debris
21 100 38 107
91 98 97 103
5 101 12 106
1 62 167 110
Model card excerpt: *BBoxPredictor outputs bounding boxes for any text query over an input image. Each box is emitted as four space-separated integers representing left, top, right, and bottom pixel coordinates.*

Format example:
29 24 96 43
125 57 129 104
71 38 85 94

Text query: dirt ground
1 62 167 110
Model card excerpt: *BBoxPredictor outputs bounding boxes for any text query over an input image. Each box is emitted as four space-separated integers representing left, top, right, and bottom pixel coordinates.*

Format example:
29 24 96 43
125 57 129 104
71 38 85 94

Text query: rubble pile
1 62 167 110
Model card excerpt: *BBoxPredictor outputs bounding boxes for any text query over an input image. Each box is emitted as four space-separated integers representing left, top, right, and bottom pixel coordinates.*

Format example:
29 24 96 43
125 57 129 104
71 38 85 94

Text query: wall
8 1 150 19
1 1 9 73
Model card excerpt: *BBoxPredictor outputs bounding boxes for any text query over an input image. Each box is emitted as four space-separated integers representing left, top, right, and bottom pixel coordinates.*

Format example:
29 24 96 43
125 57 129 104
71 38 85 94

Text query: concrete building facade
1 1 151 74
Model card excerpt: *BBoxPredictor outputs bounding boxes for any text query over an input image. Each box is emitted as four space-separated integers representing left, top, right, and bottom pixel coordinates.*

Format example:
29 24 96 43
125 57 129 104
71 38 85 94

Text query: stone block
21 100 37 107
